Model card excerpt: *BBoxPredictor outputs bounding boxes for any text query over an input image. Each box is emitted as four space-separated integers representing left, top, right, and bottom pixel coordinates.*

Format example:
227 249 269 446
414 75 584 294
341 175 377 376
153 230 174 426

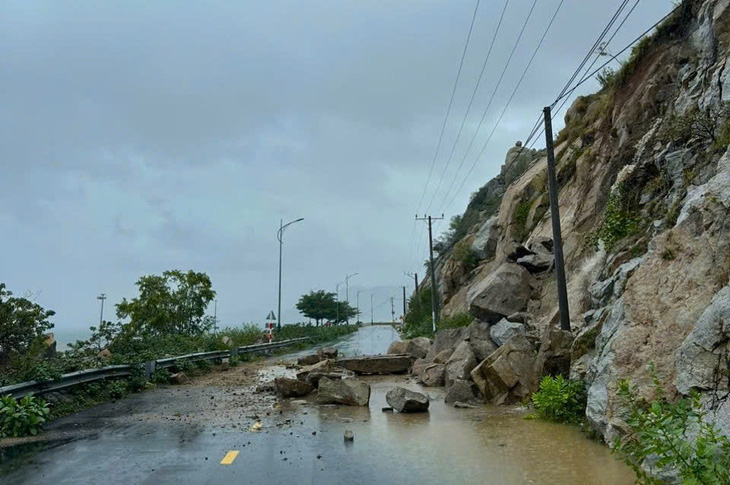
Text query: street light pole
344 272 358 325
277 217 304 331
97 293 107 326
335 282 343 324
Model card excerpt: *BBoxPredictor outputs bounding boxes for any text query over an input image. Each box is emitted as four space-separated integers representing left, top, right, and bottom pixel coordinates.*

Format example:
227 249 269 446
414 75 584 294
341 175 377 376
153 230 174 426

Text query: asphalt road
0 326 633 484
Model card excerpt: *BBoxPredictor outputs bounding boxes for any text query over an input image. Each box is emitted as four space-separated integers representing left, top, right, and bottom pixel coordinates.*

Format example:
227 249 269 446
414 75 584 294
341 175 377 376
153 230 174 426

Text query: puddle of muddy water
277 375 634 484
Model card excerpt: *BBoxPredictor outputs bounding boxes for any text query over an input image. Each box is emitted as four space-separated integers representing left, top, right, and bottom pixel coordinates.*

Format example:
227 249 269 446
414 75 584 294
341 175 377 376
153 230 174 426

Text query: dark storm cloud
0 0 673 336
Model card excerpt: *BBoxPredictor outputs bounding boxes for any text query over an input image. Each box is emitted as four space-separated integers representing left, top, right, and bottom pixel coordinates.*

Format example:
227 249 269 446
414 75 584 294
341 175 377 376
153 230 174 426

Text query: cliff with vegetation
417 0 730 444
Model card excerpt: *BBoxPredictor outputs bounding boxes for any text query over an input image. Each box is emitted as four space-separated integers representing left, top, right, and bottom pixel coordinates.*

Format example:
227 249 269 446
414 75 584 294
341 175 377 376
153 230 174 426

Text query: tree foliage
116 270 216 336
296 290 357 324
0 283 55 365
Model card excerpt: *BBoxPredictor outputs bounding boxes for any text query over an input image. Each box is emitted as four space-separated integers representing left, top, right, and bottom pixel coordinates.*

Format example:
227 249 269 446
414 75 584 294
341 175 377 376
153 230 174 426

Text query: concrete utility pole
97 293 107 326
543 106 571 331
277 217 304 331
344 272 358 324
213 299 218 334
390 297 395 323
404 271 419 294
416 214 444 333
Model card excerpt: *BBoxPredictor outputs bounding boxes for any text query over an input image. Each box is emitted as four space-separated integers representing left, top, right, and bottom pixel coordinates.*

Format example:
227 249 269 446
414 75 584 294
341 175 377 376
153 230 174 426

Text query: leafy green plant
403 290 434 338
592 182 640 252
452 240 478 272
150 369 170 385
529 375 586 425
174 358 195 374
107 380 128 400
194 359 212 371
513 198 533 242
440 313 474 329
0 393 50 437
613 366 730 484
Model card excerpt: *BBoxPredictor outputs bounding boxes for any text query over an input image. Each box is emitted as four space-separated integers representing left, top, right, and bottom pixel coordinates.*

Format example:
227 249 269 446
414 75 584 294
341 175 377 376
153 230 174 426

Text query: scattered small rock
344 430 354 441
385 387 430 413
454 401 478 409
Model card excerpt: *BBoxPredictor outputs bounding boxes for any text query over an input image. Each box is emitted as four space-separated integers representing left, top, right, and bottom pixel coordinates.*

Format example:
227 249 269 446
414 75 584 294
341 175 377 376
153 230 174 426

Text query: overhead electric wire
434 0 539 216
425 0 511 214
414 0 482 215
553 1 681 106
407 0 482 271
441 0 564 215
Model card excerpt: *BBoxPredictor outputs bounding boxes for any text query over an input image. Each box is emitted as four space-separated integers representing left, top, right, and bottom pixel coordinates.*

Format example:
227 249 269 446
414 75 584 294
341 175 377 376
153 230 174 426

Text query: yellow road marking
220 450 239 465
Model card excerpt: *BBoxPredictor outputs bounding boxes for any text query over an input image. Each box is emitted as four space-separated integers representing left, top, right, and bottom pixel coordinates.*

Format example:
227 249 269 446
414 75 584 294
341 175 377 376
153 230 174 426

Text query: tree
296 290 336 325
296 290 358 325
0 283 55 365
116 270 216 336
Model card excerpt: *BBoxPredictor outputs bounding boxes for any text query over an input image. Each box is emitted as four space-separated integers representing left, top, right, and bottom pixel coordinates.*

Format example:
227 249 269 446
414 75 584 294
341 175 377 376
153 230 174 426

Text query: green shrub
174 358 195 373
0 393 50 437
592 182 640 252
403 290 434 338
529 375 586 425
440 313 474 329
229 356 240 367
513 198 533 242
107 380 128 400
613 366 730 484
194 359 212 371
150 369 170 384
452 241 478 271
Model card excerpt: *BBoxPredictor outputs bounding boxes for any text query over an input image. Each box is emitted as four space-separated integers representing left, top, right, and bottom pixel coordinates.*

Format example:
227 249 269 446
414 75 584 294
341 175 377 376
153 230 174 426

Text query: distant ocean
51 327 93 350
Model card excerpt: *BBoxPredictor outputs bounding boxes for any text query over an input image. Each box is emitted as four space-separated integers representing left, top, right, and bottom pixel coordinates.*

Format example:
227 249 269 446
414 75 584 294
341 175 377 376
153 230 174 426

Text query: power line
553 2 682 106
425 0 511 213
407 0 482 274
434 0 539 216
414 0 482 215
441 0 564 215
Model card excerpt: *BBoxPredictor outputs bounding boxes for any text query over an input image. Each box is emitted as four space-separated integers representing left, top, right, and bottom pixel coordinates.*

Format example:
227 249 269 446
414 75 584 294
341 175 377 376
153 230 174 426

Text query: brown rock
338 355 411 375
297 354 321 366
467 262 531 323
169 372 189 385
445 341 478 388
470 334 538 404
317 377 370 406
419 364 445 387
387 340 409 354
275 377 313 398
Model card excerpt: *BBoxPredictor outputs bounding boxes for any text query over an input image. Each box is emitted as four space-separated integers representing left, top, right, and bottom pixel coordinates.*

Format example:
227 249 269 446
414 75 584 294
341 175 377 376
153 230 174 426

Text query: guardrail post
145 361 156 380
231 347 238 358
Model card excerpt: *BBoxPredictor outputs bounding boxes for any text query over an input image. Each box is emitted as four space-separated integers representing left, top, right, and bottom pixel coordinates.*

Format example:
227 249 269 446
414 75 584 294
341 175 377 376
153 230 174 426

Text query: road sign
266 311 276 321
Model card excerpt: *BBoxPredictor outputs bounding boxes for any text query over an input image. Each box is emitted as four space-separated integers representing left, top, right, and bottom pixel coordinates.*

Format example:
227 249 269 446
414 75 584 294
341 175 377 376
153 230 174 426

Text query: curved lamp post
277 218 304 331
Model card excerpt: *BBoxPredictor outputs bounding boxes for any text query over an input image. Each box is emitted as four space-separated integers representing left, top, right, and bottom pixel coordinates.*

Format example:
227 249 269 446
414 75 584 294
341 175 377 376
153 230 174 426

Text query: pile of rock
399 316 571 407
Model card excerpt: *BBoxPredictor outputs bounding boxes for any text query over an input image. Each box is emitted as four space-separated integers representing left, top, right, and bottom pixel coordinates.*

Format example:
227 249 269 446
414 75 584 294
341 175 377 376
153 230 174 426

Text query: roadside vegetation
527 375 587 426
0 273 360 438
295 290 358 325
613 366 730 484
402 290 433 338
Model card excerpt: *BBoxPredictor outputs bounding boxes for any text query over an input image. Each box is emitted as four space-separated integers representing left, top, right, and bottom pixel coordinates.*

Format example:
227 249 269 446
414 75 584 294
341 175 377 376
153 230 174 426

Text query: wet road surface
0 326 634 484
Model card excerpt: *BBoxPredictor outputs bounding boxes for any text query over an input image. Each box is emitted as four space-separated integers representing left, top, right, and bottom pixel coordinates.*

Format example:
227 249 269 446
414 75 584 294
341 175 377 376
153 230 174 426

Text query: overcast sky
0 0 673 341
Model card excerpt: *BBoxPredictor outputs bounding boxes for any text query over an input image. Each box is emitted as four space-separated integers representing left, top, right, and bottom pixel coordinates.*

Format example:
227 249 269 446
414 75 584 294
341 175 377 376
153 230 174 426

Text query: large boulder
338 355 411 375
317 377 371 406
490 319 526 347
444 379 482 405
470 334 538 404
419 364 445 387
169 372 189 385
425 327 469 361
535 328 573 378
411 358 432 377
467 263 532 323
387 340 409 355
466 321 498 362
445 341 478 388
385 387 430 412
406 337 432 359
471 216 500 260
297 354 321 366
296 359 333 381
432 348 454 364
275 377 313 398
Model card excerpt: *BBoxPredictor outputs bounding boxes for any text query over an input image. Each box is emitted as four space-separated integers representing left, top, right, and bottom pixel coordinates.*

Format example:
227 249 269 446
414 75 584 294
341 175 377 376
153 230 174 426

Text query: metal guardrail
0 337 312 399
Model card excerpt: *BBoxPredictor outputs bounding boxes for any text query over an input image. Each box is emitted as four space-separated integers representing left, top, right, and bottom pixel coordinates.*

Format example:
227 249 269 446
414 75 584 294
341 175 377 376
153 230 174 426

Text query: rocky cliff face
432 0 730 442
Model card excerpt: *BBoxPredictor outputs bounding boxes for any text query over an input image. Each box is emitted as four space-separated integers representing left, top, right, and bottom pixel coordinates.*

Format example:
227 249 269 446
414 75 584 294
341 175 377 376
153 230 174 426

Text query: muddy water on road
279 326 634 484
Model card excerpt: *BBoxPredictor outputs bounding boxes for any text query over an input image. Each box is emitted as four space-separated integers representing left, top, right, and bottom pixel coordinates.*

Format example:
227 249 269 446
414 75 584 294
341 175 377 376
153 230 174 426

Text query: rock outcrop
467 263 531 323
